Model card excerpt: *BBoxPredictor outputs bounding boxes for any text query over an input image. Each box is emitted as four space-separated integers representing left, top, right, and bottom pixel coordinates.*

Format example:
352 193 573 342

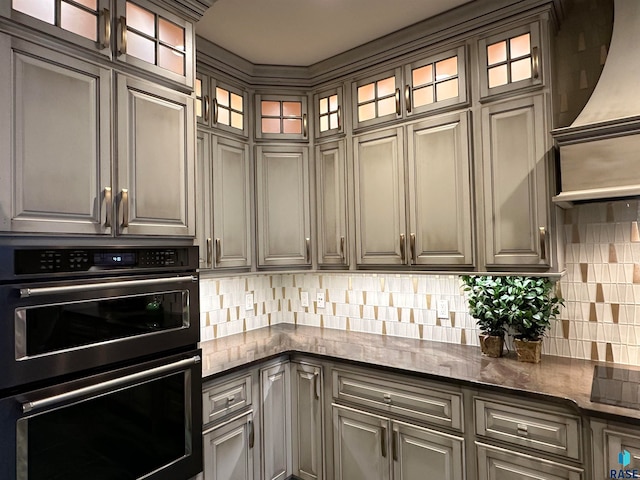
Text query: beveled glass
126 2 155 37
231 112 243 130
435 78 459 101
127 31 156 64
283 118 302 134
510 33 531 59
159 18 184 50
261 101 280 117
329 95 338 110
283 101 302 117
13 0 55 24
217 107 230 126
413 85 433 107
262 118 280 134
435 56 457 80
412 65 433 87
358 83 375 103
320 116 329 132
487 41 507 66
61 2 97 41
488 65 508 88
358 103 375 122
329 112 338 129
158 45 184 75
319 98 328 115
377 96 395 116
511 57 532 82
231 93 243 111
216 87 230 107
376 77 395 97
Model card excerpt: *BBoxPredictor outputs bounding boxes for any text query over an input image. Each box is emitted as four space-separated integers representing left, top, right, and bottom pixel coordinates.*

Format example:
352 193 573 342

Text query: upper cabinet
3 0 195 88
478 21 543 99
351 46 468 130
255 94 309 141
314 87 343 139
197 72 249 137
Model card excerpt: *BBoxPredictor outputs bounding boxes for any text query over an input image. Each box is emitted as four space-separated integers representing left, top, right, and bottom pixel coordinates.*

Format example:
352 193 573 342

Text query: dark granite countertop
199 324 640 423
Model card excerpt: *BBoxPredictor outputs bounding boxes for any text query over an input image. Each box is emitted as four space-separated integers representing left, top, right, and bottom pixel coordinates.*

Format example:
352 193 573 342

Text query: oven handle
19 275 198 298
22 355 200 414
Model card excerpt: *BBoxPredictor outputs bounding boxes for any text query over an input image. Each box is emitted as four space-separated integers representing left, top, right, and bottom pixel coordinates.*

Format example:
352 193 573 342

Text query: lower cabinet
203 412 255 480
591 420 640 479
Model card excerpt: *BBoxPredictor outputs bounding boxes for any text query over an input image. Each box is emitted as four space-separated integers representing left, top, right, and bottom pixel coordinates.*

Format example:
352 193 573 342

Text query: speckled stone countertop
199 324 640 422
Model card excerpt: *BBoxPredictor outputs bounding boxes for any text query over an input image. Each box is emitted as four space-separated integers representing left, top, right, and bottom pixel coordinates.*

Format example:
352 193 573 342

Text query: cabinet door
476 443 583 480
256 146 311 267
196 130 212 269
203 412 255 480
481 95 549 267
255 95 308 141
393 421 464 480
212 137 252 269
0 37 112 235
332 406 391 480
592 421 640 479
117 74 195 237
407 112 473 266
261 362 292 480
291 363 323 480
196 73 210 127
354 128 406 266
316 140 348 266
352 68 403 130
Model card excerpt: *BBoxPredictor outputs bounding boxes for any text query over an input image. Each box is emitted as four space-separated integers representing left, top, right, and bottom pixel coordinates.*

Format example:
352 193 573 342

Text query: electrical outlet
300 291 309 308
436 300 449 319
316 291 325 309
245 292 254 311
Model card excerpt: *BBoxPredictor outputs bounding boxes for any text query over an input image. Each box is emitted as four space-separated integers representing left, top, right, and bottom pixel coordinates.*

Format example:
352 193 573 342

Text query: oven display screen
94 252 136 267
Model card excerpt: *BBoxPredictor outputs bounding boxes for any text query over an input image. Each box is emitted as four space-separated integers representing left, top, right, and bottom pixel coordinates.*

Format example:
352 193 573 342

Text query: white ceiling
196 0 474 66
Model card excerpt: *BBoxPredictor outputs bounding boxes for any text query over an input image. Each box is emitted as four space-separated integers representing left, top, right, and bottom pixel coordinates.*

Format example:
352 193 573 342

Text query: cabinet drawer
332 369 463 431
475 398 581 460
203 374 252 425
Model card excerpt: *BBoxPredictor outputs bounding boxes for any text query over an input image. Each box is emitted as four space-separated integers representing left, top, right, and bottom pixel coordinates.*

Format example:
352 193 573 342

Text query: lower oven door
0 273 199 390
0 350 203 480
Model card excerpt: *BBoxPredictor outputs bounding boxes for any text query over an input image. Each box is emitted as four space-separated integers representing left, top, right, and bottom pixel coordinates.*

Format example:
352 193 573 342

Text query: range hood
552 0 640 208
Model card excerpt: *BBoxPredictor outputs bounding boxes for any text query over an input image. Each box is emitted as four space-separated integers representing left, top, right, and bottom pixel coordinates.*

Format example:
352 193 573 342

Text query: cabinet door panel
316 140 348 266
354 128 406 265
1 38 111 235
213 137 251 268
333 406 390 480
256 146 311 267
261 362 291 480
407 112 473 266
481 95 548 266
196 131 212 269
394 421 464 480
203 413 254 480
117 75 195 237
291 363 323 480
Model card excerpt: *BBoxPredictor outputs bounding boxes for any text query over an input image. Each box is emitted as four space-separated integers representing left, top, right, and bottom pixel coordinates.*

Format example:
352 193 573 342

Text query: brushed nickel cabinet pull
118 16 127 55
303 114 308 137
227 395 235 404
410 233 416 264
305 237 311 263
392 429 398 461
203 95 210 123
399 234 406 264
212 98 218 124
404 85 411 114
101 8 111 49
381 425 388 458
516 423 529 436
314 370 320 399
121 189 129 228
395 88 401 116
383 393 392 403
215 238 221 265
532 46 540 79
104 187 112 228
337 106 341 129
248 420 255 448
539 226 547 261
206 238 212 267
340 236 345 261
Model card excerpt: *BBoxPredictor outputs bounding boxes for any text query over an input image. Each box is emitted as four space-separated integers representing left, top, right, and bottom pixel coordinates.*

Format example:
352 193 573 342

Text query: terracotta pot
479 335 504 358
514 338 543 363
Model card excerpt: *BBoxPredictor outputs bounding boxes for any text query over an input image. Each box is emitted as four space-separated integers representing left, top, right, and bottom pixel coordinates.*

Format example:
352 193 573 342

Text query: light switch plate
436 300 449 319
300 291 309 308
316 291 325 309
245 292 254 311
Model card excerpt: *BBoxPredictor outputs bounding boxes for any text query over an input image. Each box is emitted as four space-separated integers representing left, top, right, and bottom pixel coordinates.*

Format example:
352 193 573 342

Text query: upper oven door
0 272 199 390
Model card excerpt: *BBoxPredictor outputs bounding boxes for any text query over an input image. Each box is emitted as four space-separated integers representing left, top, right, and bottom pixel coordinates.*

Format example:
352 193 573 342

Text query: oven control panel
12 247 196 276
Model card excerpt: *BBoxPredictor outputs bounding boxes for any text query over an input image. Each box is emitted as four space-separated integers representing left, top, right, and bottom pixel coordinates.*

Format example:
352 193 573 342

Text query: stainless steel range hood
552 0 640 208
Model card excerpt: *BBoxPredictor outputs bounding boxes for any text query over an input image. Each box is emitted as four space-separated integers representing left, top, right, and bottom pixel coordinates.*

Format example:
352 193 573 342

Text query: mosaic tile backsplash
200 201 640 366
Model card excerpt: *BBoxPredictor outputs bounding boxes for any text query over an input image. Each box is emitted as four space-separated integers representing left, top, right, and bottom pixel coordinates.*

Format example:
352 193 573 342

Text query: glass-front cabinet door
197 72 248 137
255 94 308 141
314 87 343 139
351 68 402 130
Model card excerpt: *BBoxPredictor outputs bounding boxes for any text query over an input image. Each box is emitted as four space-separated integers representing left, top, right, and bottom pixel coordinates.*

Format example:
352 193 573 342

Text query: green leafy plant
460 275 510 337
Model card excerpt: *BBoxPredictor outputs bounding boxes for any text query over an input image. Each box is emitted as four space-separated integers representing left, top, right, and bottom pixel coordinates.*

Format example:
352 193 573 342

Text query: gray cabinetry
316 140 348 266
291 361 324 480
256 145 311 267
480 94 549 267
592 420 640 479
196 131 212 268
203 412 255 480
116 74 195 237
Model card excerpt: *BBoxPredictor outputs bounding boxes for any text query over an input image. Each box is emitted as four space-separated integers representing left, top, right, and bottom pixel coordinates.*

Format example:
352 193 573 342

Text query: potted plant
460 275 510 358
502 276 563 363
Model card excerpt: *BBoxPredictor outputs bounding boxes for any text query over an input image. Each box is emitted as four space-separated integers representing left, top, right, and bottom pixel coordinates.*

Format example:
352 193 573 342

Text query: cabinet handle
203 95 210 123
404 85 411 114
337 106 341 129
395 88 401 116
303 114 308 137
410 233 416 264
215 238 221 266
516 423 529 436
248 419 255 448
392 429 398 461
212 98 218 124
314 370 320 399
227 395 235 404
101 8 111 49
383 393 392 404
381 425 388 458
532 46 540 79
399 234 406 264
104 187 112 228
120 189 129 228
206 238 213 267
118 16 127 55
340 236 345 261
539 226 547 261
305 237 311 263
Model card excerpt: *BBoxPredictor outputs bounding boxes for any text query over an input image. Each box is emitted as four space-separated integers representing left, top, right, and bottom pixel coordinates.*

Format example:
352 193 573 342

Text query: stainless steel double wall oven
0 245 202 480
